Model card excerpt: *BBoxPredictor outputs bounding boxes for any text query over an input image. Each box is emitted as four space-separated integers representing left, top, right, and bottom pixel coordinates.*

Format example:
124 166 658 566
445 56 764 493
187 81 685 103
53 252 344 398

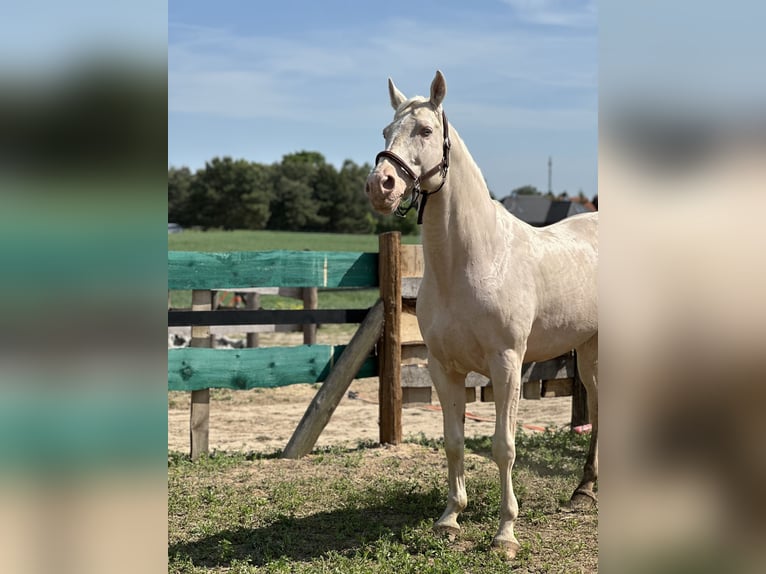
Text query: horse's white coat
365 71 598 558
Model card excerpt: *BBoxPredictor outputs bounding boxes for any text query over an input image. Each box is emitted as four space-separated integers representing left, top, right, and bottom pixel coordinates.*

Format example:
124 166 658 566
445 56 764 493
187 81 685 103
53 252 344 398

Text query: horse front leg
428 354 468 538
488 348 525 559
572 334 599 508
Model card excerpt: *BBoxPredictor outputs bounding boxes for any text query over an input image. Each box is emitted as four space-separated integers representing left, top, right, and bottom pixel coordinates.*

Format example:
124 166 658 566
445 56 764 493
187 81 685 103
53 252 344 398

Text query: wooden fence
168 232 587 459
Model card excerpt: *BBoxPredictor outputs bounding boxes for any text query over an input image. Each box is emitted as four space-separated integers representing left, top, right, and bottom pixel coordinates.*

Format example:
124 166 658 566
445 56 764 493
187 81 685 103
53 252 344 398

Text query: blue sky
169 0 597 199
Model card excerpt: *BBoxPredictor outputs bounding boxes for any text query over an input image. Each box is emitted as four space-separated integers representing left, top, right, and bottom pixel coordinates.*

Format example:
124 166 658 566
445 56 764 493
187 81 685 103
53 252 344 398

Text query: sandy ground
168 329 575 454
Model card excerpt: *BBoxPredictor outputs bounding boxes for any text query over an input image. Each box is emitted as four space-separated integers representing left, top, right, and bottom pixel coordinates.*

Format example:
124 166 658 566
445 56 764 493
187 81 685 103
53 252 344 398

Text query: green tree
168 166 194 225
321 159 375 234
511 185 542 196
186 157 272 230
268 151 328 231
312 162 343 232
373 206 419 235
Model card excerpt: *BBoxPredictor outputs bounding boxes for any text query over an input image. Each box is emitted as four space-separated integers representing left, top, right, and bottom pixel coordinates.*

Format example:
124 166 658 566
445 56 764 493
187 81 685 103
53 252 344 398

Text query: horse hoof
568 490 597 510
433 523 460 541
490 538 521 560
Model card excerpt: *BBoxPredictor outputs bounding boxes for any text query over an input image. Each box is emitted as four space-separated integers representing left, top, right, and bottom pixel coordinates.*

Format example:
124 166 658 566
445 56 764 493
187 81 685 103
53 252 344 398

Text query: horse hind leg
428 356 468 539
571 333 599 508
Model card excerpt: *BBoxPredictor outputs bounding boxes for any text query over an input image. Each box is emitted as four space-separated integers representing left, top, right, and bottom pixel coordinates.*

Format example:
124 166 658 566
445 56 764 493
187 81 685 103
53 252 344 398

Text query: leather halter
374 109 451 224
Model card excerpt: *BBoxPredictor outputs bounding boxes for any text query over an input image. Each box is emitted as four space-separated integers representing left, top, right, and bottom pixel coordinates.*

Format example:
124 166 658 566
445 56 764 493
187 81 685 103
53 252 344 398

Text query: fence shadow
168 488 442 568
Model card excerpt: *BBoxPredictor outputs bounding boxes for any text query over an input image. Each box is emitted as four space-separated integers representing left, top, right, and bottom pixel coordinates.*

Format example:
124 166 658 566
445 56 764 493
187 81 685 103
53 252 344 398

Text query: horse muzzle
365 168 406 214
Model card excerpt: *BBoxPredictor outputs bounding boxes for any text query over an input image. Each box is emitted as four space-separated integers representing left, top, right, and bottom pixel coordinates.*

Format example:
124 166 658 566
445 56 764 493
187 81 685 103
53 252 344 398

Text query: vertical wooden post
190 289 212 460
302 287 318 345
246 291 260 348
570 351 590 428
379 232 402 445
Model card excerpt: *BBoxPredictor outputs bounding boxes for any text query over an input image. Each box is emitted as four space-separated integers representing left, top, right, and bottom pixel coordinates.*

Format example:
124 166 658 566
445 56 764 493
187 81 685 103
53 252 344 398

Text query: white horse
365 71 598 558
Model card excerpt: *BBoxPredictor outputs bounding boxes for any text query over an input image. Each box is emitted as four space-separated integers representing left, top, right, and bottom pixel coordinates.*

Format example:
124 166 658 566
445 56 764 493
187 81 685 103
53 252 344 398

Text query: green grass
168 229 421 253
169 287 378 312
168 430 597 573
168 229 420 311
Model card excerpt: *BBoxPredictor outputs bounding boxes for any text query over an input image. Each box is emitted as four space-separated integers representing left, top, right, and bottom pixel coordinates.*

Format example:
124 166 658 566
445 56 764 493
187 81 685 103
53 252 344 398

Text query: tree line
168 151 418 235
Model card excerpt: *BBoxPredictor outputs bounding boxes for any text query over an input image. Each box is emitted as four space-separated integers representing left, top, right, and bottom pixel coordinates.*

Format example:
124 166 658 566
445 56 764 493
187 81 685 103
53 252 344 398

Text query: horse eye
421 127 433 137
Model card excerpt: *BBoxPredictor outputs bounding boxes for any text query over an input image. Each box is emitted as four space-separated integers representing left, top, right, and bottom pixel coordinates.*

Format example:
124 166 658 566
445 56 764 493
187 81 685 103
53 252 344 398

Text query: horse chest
416 290 502 375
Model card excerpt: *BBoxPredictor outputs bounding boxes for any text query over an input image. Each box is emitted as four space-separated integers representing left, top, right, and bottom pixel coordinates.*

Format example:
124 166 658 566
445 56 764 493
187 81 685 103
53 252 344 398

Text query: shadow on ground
169 488 441 568
465 434 589 479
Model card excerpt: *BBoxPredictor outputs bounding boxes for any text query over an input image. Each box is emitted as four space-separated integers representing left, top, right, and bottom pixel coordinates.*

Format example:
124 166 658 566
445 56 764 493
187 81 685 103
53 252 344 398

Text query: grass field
168 229 421 311
168 431 598 573
168 229 421 253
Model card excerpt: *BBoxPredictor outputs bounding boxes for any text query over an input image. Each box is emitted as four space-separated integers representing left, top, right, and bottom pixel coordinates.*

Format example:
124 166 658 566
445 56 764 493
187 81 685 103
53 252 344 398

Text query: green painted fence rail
168 250 378 290
168 247 388 458
168 345 378 392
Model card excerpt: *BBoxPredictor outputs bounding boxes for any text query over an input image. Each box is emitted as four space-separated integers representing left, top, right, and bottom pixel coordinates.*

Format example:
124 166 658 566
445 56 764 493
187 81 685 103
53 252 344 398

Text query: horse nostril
382 175 395 191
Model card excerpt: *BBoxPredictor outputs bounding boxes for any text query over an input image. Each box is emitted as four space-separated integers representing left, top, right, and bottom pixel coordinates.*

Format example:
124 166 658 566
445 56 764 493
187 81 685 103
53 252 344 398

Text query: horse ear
388 78 406 110
429 70 447 108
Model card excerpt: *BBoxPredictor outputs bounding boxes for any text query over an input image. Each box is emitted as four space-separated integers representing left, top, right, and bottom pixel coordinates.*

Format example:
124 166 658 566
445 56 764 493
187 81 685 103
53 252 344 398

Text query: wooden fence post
379 232 402 445
302 287 318 345
570 352 590 428
282 300 384 458
246 291 260 348
190 289 212 460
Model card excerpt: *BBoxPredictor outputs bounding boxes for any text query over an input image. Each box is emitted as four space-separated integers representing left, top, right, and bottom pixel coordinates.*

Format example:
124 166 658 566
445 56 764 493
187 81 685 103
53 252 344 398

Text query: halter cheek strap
374 109 451 224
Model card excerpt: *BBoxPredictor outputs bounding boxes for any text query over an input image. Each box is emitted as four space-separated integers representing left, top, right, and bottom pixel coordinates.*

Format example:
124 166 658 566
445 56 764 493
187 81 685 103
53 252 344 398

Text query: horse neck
420 128 500 278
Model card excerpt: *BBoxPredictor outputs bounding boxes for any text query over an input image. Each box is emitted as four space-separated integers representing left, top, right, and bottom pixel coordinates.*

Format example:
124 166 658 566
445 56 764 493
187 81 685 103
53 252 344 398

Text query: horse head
365 70 450 219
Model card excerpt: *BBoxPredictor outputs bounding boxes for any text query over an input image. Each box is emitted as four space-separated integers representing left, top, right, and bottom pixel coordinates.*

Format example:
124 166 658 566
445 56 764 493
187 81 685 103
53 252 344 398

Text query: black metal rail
168 308 371 327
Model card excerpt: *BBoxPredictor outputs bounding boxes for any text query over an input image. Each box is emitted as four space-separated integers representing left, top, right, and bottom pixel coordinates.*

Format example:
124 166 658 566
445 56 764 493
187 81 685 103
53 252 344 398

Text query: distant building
500 195 594 227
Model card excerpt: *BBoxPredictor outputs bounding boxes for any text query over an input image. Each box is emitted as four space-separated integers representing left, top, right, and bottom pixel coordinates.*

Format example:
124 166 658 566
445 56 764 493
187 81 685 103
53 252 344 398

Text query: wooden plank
167 308 369 327
168 250 378 290
401 364 431 387
467 372 491 387
524 379 574 399
523 380 542 400
400 312 423 344
245 292 259 348
402 387 431 405
302 287 318 345
190 290 211 460
378 232 402 445
168 345 377 391
282 300 384 459
400 357 573 390
402 277 422 299
400 244 424 278
542 378 574 397
521 354 575 382
401 342 428 365
400 367 491 389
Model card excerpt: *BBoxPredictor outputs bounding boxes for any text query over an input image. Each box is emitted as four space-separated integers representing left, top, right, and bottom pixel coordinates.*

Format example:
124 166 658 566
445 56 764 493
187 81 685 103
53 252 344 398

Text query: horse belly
524 323 595 362
525 297 597 362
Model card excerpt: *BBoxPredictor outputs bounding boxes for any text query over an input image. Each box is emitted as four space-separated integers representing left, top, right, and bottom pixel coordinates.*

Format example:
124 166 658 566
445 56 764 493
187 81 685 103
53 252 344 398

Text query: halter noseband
374 109 451 225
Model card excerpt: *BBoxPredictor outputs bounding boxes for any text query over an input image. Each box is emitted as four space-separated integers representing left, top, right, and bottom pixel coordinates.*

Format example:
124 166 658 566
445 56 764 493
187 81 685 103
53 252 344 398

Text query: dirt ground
168 328 575 454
